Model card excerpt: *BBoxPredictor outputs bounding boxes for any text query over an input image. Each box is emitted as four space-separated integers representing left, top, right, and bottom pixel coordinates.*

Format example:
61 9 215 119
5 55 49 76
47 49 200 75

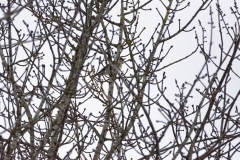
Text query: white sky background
0 0 240 159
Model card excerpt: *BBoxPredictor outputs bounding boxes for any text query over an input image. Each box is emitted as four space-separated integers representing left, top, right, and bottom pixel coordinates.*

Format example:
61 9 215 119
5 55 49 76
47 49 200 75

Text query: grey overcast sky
0 0 239 159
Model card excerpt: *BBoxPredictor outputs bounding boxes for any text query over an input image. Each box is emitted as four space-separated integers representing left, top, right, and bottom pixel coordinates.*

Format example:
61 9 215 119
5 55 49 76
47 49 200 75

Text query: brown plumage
94 57 125 77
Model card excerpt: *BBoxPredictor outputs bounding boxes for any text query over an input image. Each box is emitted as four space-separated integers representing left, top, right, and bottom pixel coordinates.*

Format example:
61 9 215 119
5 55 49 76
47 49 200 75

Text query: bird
93 57 125 77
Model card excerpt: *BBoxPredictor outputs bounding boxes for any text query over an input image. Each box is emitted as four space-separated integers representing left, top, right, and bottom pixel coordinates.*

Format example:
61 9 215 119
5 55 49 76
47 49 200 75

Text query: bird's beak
120 57 125 61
